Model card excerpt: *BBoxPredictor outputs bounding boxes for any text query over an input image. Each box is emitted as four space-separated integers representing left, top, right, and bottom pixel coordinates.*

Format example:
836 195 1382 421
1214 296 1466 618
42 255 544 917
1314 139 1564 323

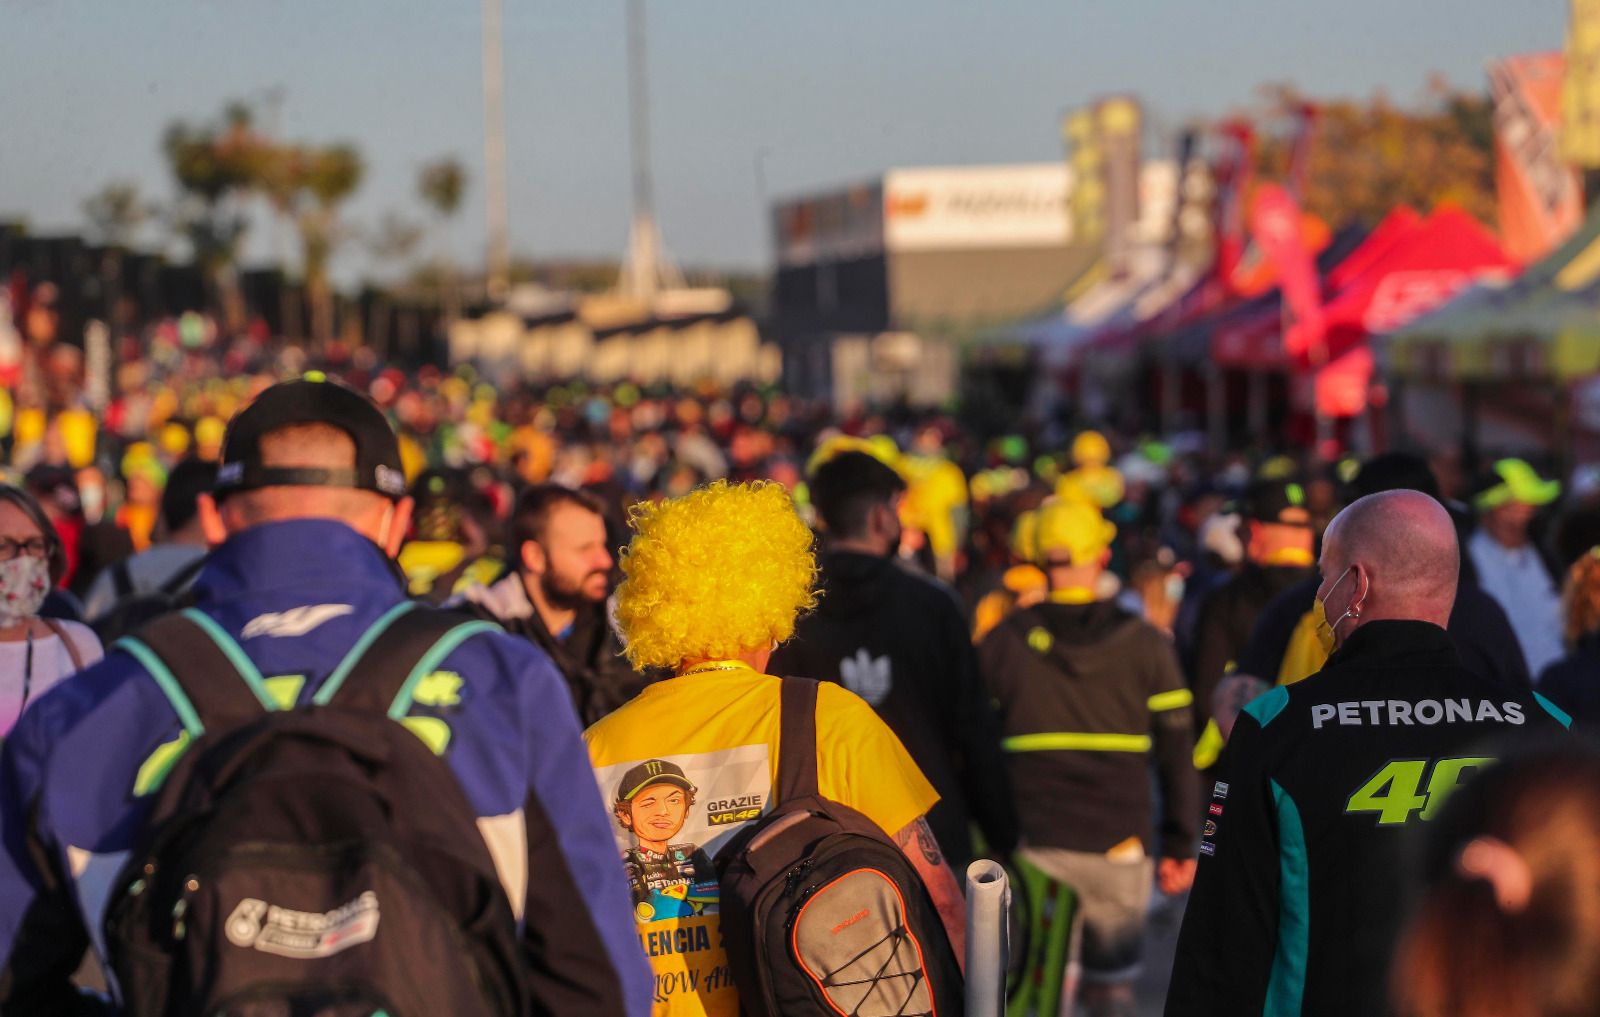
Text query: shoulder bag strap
41 618 84 673
776 677 821 802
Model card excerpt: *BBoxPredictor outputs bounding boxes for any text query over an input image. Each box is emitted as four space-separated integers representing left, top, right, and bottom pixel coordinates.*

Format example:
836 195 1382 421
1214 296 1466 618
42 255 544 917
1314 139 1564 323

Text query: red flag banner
1249 183 1325 361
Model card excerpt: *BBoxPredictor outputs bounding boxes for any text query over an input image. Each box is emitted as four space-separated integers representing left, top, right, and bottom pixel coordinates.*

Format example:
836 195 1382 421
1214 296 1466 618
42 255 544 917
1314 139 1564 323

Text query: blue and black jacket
1166 620 1570 1017
0 519 652 1016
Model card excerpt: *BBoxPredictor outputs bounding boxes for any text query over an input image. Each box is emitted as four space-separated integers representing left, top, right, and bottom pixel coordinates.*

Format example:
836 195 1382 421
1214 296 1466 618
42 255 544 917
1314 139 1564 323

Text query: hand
1159 857 1198 896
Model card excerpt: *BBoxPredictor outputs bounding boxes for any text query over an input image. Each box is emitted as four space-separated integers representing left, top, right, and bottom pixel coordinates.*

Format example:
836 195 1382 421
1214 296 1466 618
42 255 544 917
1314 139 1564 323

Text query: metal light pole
482 0 510 303
619 0 681 301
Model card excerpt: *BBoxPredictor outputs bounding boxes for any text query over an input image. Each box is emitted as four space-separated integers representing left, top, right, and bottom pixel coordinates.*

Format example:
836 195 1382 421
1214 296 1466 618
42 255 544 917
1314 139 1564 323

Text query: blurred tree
161 104 274 326
419 158 467 221
367 211 424 270
418 158 467 317
269 144 364 345
82 182 149 248
363 212 424 360
1251 82 1498 229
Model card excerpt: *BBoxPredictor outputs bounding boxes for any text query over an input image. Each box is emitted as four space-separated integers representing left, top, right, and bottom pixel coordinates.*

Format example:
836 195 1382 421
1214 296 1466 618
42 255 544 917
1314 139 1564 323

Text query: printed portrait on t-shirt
595 744 771 924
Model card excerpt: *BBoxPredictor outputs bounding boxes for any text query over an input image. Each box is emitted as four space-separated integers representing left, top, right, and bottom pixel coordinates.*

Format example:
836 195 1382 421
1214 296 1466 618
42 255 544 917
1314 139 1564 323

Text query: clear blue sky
0 1 1566 283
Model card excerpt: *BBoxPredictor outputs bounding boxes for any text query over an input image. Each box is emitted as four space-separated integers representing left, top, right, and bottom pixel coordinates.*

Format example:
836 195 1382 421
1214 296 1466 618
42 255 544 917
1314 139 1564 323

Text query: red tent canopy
1210 207 1515 375
1212 206 1421 368
1292 205 1516 367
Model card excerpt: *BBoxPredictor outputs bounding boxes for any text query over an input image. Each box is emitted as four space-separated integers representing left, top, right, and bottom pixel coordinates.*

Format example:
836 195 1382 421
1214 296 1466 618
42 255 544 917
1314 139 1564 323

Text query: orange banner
1492 53 1584 263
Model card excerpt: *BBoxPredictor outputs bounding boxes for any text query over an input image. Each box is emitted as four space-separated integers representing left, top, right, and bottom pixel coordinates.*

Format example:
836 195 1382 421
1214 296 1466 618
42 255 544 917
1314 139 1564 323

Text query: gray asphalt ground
1135 890 1185 1016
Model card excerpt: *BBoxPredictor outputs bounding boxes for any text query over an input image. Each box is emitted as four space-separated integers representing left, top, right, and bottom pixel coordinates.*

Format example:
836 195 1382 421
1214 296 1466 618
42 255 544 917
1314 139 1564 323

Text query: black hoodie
770 551 1019 869
979 598 1200 859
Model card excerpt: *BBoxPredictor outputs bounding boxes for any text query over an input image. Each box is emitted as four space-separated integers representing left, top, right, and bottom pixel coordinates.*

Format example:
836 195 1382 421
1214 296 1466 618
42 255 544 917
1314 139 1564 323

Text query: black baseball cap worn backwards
214 373 407 501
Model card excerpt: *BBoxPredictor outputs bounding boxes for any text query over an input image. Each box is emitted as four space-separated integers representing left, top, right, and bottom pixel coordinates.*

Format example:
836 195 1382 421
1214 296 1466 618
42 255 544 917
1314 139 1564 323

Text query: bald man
1166 491 1571 1017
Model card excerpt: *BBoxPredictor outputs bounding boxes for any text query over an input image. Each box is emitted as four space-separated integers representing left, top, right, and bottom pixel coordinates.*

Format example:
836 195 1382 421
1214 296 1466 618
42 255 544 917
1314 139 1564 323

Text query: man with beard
456 484 653 724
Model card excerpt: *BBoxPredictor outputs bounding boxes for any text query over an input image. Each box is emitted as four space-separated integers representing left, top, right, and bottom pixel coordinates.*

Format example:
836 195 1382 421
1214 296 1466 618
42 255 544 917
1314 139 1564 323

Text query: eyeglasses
0 538 49 562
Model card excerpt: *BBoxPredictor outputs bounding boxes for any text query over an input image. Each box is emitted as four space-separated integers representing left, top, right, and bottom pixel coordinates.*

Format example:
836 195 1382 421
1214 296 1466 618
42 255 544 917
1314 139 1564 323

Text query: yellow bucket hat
1475 459 1561 510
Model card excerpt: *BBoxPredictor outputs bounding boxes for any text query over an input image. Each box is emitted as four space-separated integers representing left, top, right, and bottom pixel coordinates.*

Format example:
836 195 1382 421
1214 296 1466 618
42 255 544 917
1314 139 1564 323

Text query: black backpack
716 678 964 1017
103 605 531 1017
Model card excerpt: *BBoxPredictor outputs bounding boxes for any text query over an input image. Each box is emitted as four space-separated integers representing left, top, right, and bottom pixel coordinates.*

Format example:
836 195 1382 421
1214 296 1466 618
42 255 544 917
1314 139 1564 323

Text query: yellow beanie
1034 499 1116 566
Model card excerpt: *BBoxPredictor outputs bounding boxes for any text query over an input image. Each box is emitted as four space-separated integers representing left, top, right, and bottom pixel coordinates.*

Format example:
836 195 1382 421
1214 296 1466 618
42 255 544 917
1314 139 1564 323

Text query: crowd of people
0 340 1599 1015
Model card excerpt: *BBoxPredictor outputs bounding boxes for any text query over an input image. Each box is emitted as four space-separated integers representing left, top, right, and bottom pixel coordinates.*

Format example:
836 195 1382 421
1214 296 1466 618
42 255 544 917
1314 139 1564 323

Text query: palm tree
418 158 468 317
161 106 269 327
82 182 149 248
293 144 365 345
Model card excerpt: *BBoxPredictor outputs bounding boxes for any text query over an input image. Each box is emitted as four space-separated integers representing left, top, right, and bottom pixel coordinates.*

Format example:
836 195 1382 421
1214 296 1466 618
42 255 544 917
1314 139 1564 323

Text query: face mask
1313 566 1360 655
79 485 105 523
1164 574 1186 605
0 555 51 628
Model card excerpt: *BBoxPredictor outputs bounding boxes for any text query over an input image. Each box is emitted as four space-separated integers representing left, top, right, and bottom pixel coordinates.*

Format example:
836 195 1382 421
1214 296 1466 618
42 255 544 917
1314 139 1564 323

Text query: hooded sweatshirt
980 598 1199 858
770 550 1018 869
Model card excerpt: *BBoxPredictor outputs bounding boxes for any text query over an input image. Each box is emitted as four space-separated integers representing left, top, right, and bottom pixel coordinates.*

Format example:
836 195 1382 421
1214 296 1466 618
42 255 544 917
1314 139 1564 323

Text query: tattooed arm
894 815 967 971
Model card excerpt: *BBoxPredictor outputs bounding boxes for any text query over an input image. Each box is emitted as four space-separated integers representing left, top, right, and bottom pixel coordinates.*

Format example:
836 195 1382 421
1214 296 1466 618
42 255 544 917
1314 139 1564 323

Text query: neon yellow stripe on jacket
1147 688 1195 712
1193 719 1225 769
1003 732 1153 753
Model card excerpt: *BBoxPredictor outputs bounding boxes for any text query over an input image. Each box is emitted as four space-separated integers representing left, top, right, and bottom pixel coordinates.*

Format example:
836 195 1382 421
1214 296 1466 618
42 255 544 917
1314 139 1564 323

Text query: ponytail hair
1393 745 1600 1017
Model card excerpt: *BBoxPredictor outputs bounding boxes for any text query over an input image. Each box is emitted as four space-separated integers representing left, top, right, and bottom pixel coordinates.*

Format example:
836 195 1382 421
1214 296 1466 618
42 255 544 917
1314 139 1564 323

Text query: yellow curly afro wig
615 480 819 669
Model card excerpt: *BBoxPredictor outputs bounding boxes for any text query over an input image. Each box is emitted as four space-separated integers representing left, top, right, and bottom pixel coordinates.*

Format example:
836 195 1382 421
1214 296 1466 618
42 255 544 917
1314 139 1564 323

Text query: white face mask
0 556 51 628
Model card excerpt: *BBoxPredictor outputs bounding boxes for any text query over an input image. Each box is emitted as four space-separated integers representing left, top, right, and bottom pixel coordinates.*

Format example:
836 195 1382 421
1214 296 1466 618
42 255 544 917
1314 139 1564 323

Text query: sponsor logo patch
1203 820 1218 838
1213 781 1229 799
242 604 354 639
376 465 407 496
1209 803 1224 816
839 648 892 706
1199 842 1216 857
225 891 379 959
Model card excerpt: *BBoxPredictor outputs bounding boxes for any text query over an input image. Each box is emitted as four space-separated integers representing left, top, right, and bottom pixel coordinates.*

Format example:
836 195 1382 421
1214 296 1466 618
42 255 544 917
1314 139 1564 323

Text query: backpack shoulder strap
118 610 273 735
318 603 500 718
110 560 134 600
158 553 209 596
776 677 821 802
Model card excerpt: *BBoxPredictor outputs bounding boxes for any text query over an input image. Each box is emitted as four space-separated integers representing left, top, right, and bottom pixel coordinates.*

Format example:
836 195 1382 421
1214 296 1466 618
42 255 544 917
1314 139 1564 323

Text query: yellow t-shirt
584 668 939 1017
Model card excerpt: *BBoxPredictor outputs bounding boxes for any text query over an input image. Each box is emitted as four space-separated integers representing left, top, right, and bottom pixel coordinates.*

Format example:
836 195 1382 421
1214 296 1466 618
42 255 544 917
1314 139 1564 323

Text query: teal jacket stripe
1533 691 1573 729
1265 779 1310 1017
1242 685 1291 728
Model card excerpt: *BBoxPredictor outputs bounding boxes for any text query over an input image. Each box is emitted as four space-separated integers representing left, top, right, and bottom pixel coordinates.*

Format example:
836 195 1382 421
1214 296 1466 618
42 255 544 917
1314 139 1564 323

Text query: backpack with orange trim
715 678 963 1017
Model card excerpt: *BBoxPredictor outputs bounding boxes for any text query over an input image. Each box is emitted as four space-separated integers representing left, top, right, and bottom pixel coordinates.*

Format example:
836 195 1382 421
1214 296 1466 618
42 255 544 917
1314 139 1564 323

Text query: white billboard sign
884 164 1072 251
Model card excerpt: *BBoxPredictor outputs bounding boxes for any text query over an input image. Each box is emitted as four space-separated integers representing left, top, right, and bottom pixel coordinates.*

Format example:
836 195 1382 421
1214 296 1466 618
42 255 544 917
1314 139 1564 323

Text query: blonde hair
1563 549 1600 648
615 480 819 669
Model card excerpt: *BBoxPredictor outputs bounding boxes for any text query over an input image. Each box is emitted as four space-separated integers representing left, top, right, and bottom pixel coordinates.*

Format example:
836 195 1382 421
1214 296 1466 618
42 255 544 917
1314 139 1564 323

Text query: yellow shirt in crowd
584 667 938 1017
